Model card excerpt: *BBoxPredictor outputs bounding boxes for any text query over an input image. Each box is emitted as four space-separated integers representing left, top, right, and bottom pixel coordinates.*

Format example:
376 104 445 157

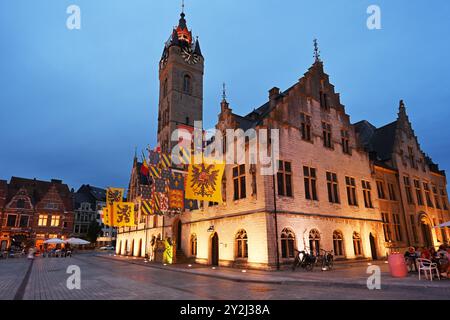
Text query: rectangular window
300 113 312 142
376 180 386 200
381 213 392 242
326 172 339 204
408 147 417 169
423 183 434 207
38 215 48 227
392 213 402 241
441 189 448 210
404 177 414 204
341 130 350 154
19 215 29 228
304 166 318 201
345 177 358 206
233 165 246 200
362 180 373 208
388 183 397 201
7 215 17 227
433 186 441 209
319 91 329 110
322 122 332 148
50 215 60 227
414 180 424 205
277 161 293 197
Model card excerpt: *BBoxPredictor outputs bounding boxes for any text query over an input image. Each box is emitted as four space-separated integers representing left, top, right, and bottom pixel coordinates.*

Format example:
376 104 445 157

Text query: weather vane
222 83 227 101
313 38 321 62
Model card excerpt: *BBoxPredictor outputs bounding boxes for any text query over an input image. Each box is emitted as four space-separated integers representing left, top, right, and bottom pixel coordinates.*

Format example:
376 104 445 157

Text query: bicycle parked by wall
292 248 317 272
316 249 334 271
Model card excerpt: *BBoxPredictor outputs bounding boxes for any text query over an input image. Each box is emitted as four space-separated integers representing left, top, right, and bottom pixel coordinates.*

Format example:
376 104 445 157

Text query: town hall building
116 10 450 269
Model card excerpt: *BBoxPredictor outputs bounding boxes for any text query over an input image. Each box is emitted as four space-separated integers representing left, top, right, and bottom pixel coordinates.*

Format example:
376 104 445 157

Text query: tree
86 220 102 244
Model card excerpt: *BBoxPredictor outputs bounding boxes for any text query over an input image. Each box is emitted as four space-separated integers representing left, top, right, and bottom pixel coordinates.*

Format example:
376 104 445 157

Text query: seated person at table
437 245 449 277
420 247 431 260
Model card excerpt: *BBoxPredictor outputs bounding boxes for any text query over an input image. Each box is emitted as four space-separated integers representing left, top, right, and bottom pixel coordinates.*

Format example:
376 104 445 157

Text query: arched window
309 229 321 255
333 231 344 257
163 78 168 97
353 232 363 256
235 229 248 259
281 228 296 258
190 234 197 257
183 75 191 94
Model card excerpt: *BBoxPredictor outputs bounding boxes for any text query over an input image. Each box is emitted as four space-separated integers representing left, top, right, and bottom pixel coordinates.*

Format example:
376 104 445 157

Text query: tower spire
313 38 321 62
222 82 227 102
182 0 185 14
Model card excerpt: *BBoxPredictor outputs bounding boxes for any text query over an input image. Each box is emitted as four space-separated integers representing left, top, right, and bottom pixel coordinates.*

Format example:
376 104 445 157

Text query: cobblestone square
1 253 449 300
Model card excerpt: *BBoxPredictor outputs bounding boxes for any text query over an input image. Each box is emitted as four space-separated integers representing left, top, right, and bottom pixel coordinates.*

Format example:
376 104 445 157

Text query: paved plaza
0 253 449 300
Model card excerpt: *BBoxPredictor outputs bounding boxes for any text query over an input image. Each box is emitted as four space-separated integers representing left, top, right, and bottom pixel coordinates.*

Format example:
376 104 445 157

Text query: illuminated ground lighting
384 261 389 264
163 263 168 266
368 263 372 266
188 264 192 267
212 267 216 270
241 270 247 273
321 267 327 271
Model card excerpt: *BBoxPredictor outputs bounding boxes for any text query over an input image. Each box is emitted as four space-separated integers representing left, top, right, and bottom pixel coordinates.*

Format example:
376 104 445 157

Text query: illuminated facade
0 177 74 251
116 10 450 269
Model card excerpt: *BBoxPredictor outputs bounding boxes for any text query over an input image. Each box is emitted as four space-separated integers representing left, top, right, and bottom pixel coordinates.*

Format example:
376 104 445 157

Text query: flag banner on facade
141 200 154 216
154 178 167 193
156 192 169 214
149 165 161 179
169 189 184 210
140 185 152 200
149 150 160 165
169 172 185 191
184 198 199 211
113 202 136 227
160 153 171 168
106 188 124 206
140 153 150 177
161 168 171 180
185 157 225 204
102 207 111 226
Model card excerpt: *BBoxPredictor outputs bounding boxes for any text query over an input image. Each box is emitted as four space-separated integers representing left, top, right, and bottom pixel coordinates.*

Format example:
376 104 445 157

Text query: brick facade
0 177 74 251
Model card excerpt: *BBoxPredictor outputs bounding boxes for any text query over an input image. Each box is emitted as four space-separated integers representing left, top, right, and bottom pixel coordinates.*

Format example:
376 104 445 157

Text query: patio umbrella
43 238 66 244
65 238 90 245
434 221 450 228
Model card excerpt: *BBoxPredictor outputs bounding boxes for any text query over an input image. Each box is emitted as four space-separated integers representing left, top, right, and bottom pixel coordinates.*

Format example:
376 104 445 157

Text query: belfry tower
157 8 204 153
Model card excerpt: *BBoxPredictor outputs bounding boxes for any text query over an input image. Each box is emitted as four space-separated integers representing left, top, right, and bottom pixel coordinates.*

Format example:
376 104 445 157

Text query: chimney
269 87 280 108
51 179 62 184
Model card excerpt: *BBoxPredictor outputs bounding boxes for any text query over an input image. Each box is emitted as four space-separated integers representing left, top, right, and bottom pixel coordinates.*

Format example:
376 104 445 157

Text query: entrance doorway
177 220 182 250
369 233 378 260
137 239 142 257
211 233 219 266
421 222 433 247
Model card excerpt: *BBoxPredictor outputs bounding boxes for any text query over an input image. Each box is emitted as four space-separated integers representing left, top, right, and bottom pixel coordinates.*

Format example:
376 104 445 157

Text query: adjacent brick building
0 177 74 251
116 10 450 269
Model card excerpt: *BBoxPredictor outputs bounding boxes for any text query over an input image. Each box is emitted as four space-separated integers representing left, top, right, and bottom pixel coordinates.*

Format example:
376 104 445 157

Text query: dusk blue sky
0 0 449 191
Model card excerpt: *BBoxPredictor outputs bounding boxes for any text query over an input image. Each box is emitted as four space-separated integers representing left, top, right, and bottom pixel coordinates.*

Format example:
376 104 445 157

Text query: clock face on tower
181 46 200 65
